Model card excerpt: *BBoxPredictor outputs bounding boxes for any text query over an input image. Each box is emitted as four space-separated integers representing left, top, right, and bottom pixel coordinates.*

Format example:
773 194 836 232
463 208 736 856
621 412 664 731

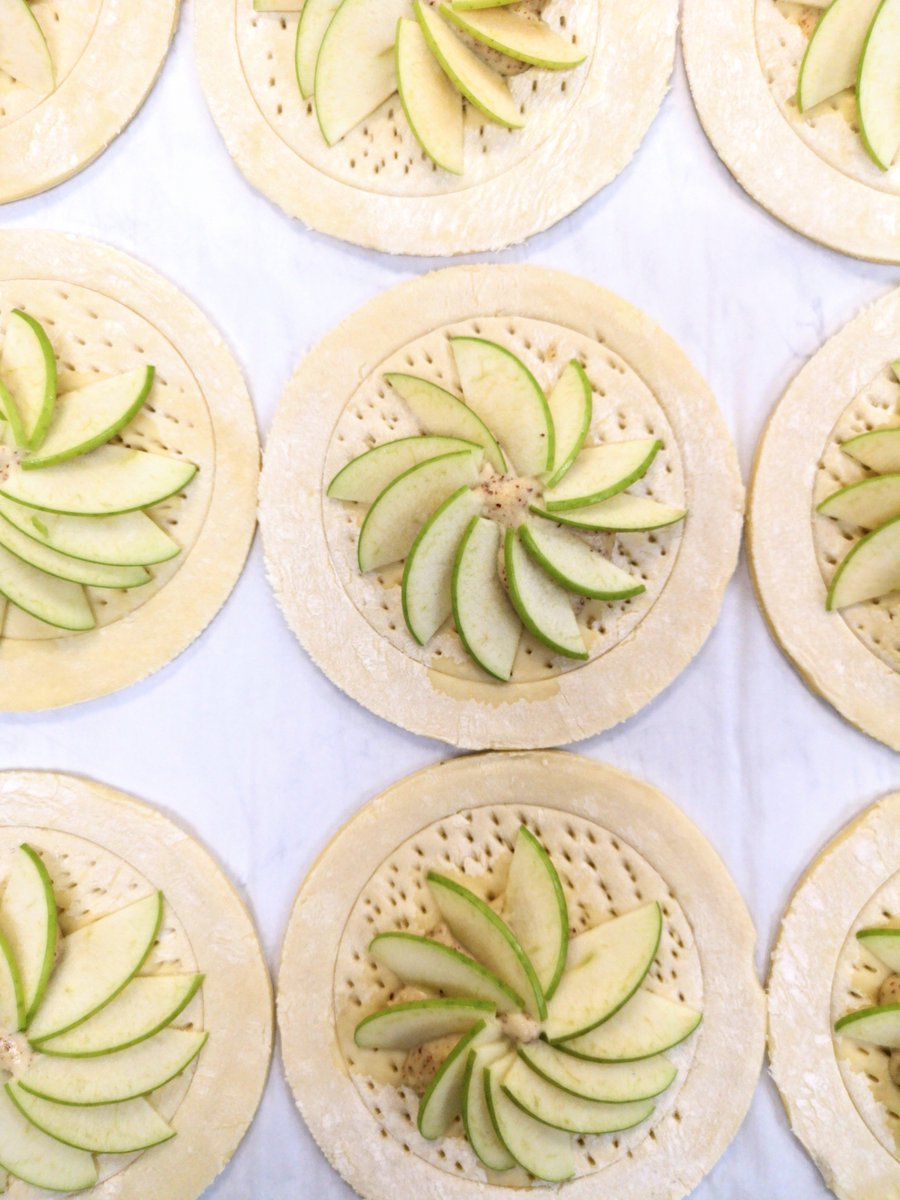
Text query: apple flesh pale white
503 826 568 1002
857 927 900 972
296 0 341 98
542 438 661 512
396 17 465 175
817 473 900 528
504 527 587 661
402 486 483 644
519 519 644 601
545 361 592 488
484 1059 574 1181
418 1019 498 1139
797 0 882 111
530 492 687 532
440 4 587 69
0 931 23 1032
558 989 702 1062
835 1004 900 1047
843 427 900 474
0 544 94 632
355 998 496 1050
327 435 481 503
0 845 58 1028
451 516 521 681
0 0 54 96
7 1084 175 1154
857 0 900 170
0 309 57 451
502 1057 655 1135
369 931 524 1011
462 1044 516 1171
516 1040 676 1103
0 1085 97 1193
384 373 506 473
0 497 180 568
0 515 150 590
826 513 900 609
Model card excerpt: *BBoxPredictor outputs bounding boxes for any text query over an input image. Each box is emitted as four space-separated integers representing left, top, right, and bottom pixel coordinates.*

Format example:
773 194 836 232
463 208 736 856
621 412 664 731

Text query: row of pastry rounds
1 757 894 1200
1 0 897 261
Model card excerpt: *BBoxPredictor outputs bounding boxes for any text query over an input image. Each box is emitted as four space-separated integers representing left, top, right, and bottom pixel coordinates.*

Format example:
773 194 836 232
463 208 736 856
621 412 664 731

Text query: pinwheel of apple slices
278 751 765 1200
260 265 743 748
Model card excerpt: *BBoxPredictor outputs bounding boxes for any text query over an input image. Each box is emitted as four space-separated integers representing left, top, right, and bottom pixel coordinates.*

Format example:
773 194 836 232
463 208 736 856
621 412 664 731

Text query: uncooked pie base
278 751 764 1200
0 770 273 1200
748 283 900 751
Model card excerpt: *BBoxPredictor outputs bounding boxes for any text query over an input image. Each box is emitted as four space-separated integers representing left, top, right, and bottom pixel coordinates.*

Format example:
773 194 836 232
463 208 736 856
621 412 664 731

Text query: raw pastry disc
682 0 900 263
747 284 900 751
0 0 179 204
259 264 743 749
278 750 765 1200
0 231 260 711
0 769 273 1200
192 0 676 255
769 791 900 1200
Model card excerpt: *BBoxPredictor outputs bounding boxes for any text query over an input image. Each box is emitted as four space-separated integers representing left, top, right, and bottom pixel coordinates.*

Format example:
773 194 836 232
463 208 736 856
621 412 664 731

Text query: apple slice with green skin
0 931 24 1032
462 1044 516 1170
520 520 644 600
427 872 546 1019
328 435 481 503
818 474 900 528
385 374 506 473
452 516 521 681
20 1028 208 1106
34 973 204 1057
441 5 586 69
315 0 408 145
0 1085 97 1193
0 544 94 631
358 449 482 572
355 998 495 1049
531 493 686 532
827 513 900 609
545 903 662 1043
0 0 54 95
27 892 163 1043
857 0 900 169
558 990 701 1062
370 932 523 1011
516 1040 676 1103
0 497 179 568
485 1059 573 1181
451 338 552 475
857 927 900 971
23 367 155 471
397 17 464 174
0 844 57 1027
504 528 587 660
418 1019 498 1138
402 486 483 644
503 827 568 1002
296 0 341 98
835 1003 900 1046
8 1085 175 1154
0 309 56 451
0 515 150 589
798 0 882 110
545 362 592 488
503 1057 655 1134
542 438 661 512
415 1 523 129
843 427 900 474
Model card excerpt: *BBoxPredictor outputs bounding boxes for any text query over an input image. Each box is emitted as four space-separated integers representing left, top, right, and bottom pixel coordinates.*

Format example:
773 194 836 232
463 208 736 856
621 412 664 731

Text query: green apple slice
516 1041 675 1103
23 367 155 471
545 903 661 1042
315 0 407 144
418 1019 498 1139
371 932 523 1011
798 0 882 111
20 1028 207 1107
0 931 23 1032
0 1085 97 1193
0 844 57 1027
485 1060 573 1181
385 373 506 473
842 427 900 473
857 0 900 169
0 515 150 589
0 309 56 451
28 892 163 1043
857 927 900 971
530 493 687 532
558 989 701 1062
451 337 552 475
452 516 521 680
328 435 479 503
0 544 94 631
0 497 179 567
415 1 523 129
818 473 900 527
34 973 204 1057
397 17 464 174
502 1057 654 1134
503 826 568 1002
504 528 587 660
519 520 644 600
835 1003 900 1046
441 5 586 68
402 486 483 644
462 1045 515 1170
542 438 661 512
1 445 198 516
827 513 900 609
427 871 546 1019
545 361 592 487
296 0 341 98
355 998 495 1049
358 449 482 572
0 0 54 94
453 0 520 8
8 1085 175 1154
